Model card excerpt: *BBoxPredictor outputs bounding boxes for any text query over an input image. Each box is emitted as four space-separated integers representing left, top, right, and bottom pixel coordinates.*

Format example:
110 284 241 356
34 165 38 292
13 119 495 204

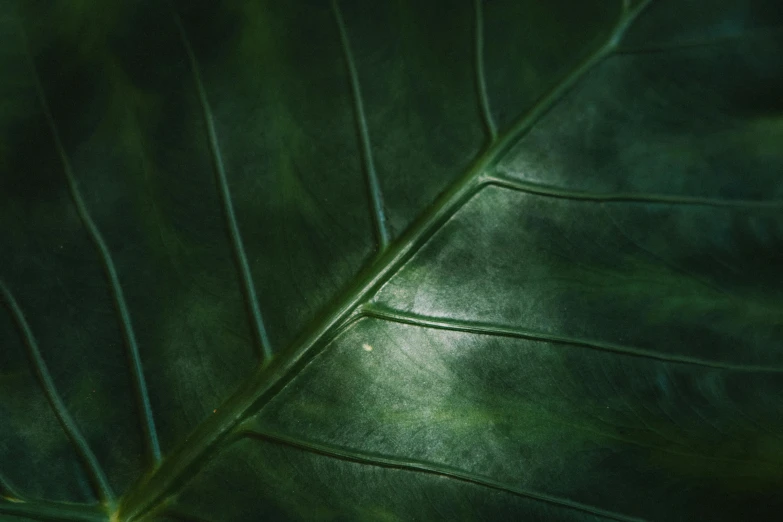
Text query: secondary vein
18 22 161 467
0 472 22 501
174 13 274 363
474 0 496 141
240 430 641 522
486 176 783 209
0 282 115 505
332 0 391 250
360 305 783 373
0 496 108 522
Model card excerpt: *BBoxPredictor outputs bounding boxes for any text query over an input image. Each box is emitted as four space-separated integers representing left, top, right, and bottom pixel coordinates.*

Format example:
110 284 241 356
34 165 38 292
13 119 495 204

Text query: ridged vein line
486 176 783 209
360 305 783 373
18 23 161 466
332 0 391 250
0 472 21 501
174 14 273 362
0 282 115 504
0 495 108 522
474 0 496 140
241 430 641 522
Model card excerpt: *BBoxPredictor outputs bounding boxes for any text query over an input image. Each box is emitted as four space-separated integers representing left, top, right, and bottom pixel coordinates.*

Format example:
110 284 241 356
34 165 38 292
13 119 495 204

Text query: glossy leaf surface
0 0 781 520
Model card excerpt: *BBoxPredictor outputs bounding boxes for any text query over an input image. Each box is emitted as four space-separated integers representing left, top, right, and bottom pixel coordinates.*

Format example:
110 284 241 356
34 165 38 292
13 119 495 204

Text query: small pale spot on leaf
362 343 373 352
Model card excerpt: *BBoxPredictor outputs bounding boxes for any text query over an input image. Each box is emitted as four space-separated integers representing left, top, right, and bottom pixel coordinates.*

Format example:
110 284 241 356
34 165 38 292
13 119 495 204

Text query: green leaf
1 0 781 520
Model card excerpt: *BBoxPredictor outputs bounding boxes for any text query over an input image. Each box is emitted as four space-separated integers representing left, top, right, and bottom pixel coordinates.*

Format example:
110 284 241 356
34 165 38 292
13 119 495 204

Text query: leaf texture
0 0 781 520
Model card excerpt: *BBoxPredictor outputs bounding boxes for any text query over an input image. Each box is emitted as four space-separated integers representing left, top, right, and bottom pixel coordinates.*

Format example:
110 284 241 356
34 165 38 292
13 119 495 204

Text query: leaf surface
0 0 781 520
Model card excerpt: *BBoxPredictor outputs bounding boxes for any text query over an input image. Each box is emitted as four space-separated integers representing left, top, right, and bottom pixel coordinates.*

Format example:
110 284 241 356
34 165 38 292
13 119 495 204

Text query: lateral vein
474 0 496 141
0 494 108 522
360 305 783 372
486 175 783 209
18 22 161 467
332 0 391 250
174 13 274 363
0 282 115 504
241 430 642 522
